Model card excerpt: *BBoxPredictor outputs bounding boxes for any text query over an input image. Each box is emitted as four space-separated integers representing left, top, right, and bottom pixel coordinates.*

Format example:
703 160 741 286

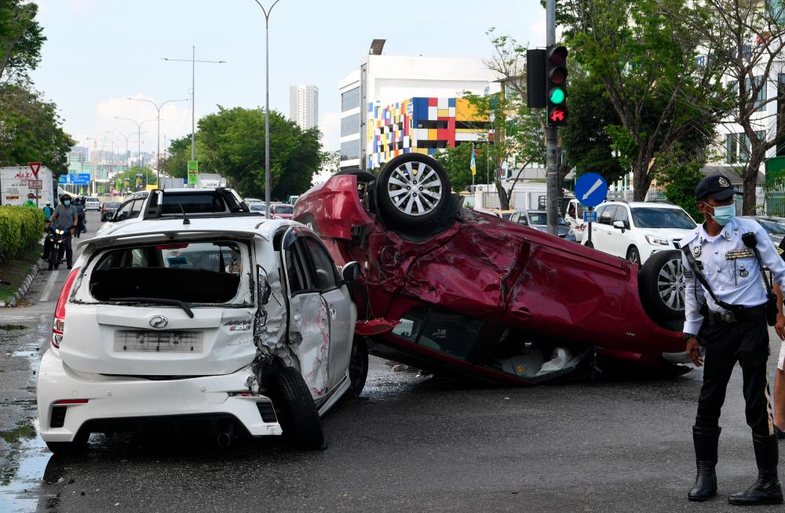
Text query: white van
564 199 586 242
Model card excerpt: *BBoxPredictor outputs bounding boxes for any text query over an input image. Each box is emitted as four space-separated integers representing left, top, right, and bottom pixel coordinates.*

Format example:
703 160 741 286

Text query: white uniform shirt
681 217 785 335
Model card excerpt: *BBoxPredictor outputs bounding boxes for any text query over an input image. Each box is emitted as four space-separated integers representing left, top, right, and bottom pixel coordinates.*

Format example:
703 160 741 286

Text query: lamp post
127 97 188 186
162 46 226 161
253 0 282 216
115 116 156 170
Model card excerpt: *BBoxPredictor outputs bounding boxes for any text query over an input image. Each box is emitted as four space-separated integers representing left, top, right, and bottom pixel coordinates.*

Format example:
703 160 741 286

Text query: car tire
375 154 452 231
346 337 369 399
638 249 685 322
626 246 641 265
268 365 325 450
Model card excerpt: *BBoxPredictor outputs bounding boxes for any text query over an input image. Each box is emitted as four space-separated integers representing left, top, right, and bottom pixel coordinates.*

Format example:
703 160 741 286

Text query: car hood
636 227 694 240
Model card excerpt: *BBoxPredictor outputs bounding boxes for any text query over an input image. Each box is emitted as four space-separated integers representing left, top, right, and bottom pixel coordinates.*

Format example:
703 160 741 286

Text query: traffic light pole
545 0 559 236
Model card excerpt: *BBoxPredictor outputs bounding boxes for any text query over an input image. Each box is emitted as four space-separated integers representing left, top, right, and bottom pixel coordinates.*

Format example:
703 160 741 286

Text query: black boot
689 425 720 501
728 433 783 505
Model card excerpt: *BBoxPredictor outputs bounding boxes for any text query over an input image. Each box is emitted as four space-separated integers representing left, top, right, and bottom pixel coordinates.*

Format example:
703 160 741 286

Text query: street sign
575 173 608 208
187 160 199 185
28 162 41 178
583 210 598 223
59 173 90 185
29 179 43 189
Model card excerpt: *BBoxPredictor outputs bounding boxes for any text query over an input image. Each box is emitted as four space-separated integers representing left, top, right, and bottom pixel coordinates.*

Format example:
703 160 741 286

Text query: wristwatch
682 332 696 341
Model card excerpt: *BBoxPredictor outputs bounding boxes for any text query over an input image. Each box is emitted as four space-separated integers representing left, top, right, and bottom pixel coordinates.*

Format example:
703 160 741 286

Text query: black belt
707 304 766 324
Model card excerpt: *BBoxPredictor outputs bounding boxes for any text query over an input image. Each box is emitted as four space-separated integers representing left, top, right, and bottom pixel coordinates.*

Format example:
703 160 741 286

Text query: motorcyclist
74 198 86 238
45 194 78 268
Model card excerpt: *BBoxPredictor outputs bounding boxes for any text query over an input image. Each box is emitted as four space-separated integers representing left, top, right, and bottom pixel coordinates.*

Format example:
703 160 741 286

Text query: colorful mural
367 97 489 169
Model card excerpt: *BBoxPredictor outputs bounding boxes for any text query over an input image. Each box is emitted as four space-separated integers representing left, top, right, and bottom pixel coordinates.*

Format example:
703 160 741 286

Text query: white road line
39 269 60 303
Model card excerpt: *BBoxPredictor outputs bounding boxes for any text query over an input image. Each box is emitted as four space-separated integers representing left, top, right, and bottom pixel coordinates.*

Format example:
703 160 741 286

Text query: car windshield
758 219 785 234
630 207 696 229
274 205 294 214
105 202 121 208
249 203 266 212
528 212 547 225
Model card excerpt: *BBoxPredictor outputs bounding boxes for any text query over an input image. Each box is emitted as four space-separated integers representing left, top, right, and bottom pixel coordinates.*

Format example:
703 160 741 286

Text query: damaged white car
37 216 367 453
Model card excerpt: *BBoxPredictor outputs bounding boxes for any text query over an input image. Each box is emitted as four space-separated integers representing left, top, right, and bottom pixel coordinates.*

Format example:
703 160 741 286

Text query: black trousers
695 310 773 436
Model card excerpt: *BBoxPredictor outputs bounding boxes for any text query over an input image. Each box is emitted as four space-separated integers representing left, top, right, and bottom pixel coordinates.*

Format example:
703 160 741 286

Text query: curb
0 260 40 308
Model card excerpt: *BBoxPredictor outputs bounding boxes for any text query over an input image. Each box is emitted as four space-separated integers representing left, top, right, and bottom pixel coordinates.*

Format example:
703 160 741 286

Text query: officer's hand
776 313 785 341
686 338 703 367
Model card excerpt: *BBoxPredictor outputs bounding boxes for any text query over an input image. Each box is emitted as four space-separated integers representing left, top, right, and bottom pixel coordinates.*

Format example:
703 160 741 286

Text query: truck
1 165 55 207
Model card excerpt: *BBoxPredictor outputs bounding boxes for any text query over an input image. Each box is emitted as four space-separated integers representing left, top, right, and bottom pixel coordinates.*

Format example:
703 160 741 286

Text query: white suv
37 215 367 453
584 201 697 264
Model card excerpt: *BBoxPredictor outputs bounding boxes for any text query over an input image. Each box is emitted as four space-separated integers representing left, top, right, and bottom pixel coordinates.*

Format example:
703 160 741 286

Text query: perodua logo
148 315 169 329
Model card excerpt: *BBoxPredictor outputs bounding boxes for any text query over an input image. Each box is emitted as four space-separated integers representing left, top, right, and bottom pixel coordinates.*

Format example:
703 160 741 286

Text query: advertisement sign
187 160 199 185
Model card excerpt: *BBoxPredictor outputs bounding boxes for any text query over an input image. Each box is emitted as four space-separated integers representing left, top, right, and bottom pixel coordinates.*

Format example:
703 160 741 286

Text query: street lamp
253 0 282 216
162 46 226 161
115 116 156 170
127 97 188 186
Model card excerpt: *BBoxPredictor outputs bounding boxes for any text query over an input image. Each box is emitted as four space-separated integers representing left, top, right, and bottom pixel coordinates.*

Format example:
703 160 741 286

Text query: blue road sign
583 211 598 223
58 175 69 184
575 173 608 208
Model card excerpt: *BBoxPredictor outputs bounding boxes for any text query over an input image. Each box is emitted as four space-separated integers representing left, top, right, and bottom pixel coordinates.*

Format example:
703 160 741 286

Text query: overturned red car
294 153 687 384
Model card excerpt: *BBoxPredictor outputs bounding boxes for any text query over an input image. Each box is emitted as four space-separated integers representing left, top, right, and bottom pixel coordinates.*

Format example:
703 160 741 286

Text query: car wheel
267 365 325 450
375 154 451 230
638 249 685 322
626 246 641 265
347 337 369 399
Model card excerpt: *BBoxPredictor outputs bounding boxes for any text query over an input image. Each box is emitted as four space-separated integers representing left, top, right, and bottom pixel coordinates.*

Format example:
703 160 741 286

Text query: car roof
600 201 683 209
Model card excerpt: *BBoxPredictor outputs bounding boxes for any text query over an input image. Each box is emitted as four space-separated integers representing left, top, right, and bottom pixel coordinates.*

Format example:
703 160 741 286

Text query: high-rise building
289 85 319 130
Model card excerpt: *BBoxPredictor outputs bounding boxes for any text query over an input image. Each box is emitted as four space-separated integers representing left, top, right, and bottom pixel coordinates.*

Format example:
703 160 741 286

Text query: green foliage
0 84 74 175
0 205 43 264
0 0 45 83
197 107 322 200
656 146 707 222
162 135 197 179
435 143 490 193
113 166 157 192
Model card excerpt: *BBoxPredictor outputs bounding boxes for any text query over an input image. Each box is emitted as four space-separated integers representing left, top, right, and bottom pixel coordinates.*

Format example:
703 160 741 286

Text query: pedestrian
46 194 78 268
23 192 36 208
42 201 53 223
681 175 785 505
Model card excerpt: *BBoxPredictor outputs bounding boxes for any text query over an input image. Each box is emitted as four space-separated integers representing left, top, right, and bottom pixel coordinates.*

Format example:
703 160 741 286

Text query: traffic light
546 45 568 127
526 49 546 108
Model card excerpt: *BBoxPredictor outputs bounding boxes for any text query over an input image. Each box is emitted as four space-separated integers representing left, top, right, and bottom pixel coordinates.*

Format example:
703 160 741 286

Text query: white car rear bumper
37 349 282 442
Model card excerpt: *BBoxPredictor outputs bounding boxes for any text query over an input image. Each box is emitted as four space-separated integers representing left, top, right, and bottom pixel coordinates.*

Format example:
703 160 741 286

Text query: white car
37 216 367 453
83 197 101 211
584 201 697 264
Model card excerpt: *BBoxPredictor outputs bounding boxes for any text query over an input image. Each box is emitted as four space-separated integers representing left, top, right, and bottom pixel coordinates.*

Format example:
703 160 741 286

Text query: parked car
741 216 785 245
294 154 687 386
509 210 577 241
270 203 294 219
564 198 586 242
584 201 697 265
83 197 101 211
97 188 250 236
37 216 367 454
248 201 267 216
100 201 121 222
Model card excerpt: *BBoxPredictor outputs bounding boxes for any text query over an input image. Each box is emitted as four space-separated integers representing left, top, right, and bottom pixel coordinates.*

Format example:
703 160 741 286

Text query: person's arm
682 247 705 366
775 284 785 341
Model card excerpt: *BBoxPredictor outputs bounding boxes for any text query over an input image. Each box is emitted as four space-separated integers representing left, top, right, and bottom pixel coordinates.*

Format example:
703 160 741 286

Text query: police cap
695 175 736 201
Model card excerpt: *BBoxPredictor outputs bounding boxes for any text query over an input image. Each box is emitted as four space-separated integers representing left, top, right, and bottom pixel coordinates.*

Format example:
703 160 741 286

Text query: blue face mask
63 200 71 206
711 204 735 226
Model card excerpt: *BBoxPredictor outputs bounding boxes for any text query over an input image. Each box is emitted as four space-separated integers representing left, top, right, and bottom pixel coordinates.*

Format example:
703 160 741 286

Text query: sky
31 0 545 157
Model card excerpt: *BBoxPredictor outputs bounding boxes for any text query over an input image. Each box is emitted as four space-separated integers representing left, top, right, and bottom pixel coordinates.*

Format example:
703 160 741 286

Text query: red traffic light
547 46 568 66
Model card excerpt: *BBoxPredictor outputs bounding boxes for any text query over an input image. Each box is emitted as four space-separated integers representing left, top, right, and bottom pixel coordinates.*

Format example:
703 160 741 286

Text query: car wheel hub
656 258 685 311
387 161 443 217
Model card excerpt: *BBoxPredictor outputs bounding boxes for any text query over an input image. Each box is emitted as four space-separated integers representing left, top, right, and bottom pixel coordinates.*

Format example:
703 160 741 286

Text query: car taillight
51 268 80 349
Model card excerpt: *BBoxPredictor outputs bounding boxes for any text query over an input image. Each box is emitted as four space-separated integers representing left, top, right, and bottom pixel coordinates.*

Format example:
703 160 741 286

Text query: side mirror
612 220 626 232
341 261 360 283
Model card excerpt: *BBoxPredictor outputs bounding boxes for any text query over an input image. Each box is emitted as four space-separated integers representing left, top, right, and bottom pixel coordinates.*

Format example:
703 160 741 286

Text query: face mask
710 204 735 226
63 200 70 206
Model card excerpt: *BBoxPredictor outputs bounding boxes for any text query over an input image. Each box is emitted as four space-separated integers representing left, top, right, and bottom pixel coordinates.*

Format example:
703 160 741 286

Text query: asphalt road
2 211 785 512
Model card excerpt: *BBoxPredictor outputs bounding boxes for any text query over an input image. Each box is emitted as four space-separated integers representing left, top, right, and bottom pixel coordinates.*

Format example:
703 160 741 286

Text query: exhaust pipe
216 431 232 449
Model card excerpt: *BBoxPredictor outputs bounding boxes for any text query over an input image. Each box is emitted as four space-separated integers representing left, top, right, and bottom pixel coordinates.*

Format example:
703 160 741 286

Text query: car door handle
293 313 301 323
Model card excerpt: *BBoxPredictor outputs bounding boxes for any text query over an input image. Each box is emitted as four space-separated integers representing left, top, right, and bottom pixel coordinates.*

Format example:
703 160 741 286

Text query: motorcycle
46 227 68 271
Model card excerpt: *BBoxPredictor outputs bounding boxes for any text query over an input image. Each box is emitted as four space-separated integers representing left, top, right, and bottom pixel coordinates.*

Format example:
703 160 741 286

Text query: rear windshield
90 240 247 304
159 193 228 214
631 207 696 229
273 205 294 214
527 212 547 225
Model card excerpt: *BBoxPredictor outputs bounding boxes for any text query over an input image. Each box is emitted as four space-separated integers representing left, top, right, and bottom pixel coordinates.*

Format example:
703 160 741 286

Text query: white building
339 39 500 171
289 85 319 130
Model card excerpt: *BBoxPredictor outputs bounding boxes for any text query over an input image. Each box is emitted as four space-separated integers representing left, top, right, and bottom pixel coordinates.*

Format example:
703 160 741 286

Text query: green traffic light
549 87 565 104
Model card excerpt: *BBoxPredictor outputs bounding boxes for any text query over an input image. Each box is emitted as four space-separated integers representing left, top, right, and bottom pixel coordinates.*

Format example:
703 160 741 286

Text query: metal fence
766 191 785 216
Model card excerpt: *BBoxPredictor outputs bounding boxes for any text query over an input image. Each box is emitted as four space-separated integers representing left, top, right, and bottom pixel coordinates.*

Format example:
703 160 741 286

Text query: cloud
320 111 341 152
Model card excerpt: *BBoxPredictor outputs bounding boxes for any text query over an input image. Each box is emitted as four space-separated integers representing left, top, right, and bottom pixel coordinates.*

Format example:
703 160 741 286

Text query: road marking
39 269 60 303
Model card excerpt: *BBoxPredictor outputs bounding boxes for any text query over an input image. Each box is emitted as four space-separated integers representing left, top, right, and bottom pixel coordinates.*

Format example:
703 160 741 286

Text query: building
289 85 319 130
339 39 499 171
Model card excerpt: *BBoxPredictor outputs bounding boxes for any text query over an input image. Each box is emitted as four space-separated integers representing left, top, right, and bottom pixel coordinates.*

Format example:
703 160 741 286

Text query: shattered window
392 307 484 360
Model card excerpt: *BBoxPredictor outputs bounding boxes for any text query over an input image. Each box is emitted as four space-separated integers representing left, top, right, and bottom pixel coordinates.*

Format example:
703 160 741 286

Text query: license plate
114 330 203 353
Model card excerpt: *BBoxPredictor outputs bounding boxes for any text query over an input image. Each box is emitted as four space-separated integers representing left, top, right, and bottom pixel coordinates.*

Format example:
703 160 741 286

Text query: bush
0 206 44 264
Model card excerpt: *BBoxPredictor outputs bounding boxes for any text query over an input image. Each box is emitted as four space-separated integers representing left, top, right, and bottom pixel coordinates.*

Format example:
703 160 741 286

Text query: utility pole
545 0 559 236
162 46 226 161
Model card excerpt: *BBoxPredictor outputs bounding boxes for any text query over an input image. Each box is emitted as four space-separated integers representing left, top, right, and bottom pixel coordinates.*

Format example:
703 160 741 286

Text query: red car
269 203 294 219
294 154 687 384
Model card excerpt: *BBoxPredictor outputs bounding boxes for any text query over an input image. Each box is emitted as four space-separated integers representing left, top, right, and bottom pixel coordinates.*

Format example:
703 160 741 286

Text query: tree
655 144 707 221
672 0 785 214
161 135 193 179
113 166 156 192
0 83 74 174
435 143 490 193
0 0 45 84
197 107 322 200
560 0 729 201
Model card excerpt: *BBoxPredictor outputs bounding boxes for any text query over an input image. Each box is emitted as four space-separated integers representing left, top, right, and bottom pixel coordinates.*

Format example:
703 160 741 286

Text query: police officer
682 175 785 505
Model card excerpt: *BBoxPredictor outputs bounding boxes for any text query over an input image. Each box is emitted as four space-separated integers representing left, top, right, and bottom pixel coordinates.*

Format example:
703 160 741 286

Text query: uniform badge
718 176 730 188
778 246 784 256
726 249 754 260
740 267 749 278
692 245 702 257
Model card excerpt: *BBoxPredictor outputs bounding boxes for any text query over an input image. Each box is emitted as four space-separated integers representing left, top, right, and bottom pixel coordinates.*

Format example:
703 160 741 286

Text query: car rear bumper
37 349 282 443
